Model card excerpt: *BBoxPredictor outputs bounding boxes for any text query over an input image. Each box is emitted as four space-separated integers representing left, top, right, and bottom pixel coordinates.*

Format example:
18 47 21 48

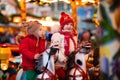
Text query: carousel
0 0 100 80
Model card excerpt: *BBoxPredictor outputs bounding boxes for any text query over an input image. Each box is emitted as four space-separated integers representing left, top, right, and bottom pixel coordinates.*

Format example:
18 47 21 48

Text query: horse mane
66 51 78 79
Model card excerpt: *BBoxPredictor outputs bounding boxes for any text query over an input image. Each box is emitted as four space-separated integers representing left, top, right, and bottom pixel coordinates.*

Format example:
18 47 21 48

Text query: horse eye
77 60 82 65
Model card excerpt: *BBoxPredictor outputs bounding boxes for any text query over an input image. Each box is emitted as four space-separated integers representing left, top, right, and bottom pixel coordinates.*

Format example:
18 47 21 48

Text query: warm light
46 17 52 21
40 21 59 27
26 0 31 2
26 18 59 27
59 0 70 3
41 0 58 3
18 0 71 3
18 0 31 2
81 0 95 3
0 46 11 71
0 27 5 33
20 0 26 21
13 17 21 24
1 63 8 71
76 1 79 6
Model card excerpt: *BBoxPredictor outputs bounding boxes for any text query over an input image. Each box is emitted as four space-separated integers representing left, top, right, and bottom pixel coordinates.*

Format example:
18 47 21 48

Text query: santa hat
59 12 74 30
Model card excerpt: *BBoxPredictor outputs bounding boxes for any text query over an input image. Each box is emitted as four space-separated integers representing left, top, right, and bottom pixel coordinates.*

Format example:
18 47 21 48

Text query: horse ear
77 59 82 66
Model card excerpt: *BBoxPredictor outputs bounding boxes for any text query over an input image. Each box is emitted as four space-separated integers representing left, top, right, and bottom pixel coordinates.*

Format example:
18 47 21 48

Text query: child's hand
34 53 41 60
63 58 67 63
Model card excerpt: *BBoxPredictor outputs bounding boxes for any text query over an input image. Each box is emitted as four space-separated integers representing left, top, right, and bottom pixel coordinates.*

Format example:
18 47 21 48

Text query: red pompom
61 12 65 15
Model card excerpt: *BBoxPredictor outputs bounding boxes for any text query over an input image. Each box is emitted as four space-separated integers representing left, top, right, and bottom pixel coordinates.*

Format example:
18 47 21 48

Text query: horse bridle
69 64 88 80
40 48 59 79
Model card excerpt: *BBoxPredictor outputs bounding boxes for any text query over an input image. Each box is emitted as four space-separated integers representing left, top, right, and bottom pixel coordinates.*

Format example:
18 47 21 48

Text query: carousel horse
16 48 61 80
66 50 88 80
66 41 92 80
36 48 58 80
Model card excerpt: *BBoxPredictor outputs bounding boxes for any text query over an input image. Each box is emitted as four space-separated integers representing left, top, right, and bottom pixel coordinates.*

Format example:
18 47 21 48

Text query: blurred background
0 0 119 80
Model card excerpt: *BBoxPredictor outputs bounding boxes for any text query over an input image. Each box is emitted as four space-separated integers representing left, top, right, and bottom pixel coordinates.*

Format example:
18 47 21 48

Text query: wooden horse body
16 49 57 80
37 49 56 80
67 50 89 80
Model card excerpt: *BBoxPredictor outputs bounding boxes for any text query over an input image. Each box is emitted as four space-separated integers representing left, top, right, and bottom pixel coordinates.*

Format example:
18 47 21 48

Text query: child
79 31 91 54
51 12 78 80
19 21 46 80
59 12 78 56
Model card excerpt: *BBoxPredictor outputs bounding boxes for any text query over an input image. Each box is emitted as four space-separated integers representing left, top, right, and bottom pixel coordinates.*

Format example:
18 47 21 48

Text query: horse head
66 51 88 80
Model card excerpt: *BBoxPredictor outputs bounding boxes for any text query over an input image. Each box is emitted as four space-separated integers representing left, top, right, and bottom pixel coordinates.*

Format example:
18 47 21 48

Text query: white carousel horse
16 48 57 80
16 68 23 80
66 42 92 80
36 48 56 80
66 50 89 80
75 52 86 73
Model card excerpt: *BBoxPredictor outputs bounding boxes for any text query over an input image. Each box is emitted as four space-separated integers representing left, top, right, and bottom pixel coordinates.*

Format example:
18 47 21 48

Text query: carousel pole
70 0 77 30
20 0 26 21
70 0 82 30
19 0 27 36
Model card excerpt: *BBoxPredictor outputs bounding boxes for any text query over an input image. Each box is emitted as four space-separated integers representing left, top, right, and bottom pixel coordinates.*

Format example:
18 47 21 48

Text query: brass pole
20 0 26 21
20 0 27 35
70 0 82 29
70 0 77 29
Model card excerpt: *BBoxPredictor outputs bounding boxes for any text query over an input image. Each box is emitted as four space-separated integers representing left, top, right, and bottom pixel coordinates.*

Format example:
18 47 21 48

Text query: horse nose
77 59 82 66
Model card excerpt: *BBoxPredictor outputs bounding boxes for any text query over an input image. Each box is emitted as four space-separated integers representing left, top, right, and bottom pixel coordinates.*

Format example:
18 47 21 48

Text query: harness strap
41 67 55 80
40 50 51 79
73 65 77 80
68 64 88 80
77 65 87 80
40 50 57 80
69 75 82 77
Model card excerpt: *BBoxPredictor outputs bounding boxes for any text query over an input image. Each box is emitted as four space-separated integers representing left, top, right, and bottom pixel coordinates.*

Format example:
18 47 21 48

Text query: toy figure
51 12 78 80
19 21 46 80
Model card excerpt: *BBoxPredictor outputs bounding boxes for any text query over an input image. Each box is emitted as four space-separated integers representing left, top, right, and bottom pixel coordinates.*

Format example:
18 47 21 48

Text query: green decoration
100 4 120 44
2 74 7 80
